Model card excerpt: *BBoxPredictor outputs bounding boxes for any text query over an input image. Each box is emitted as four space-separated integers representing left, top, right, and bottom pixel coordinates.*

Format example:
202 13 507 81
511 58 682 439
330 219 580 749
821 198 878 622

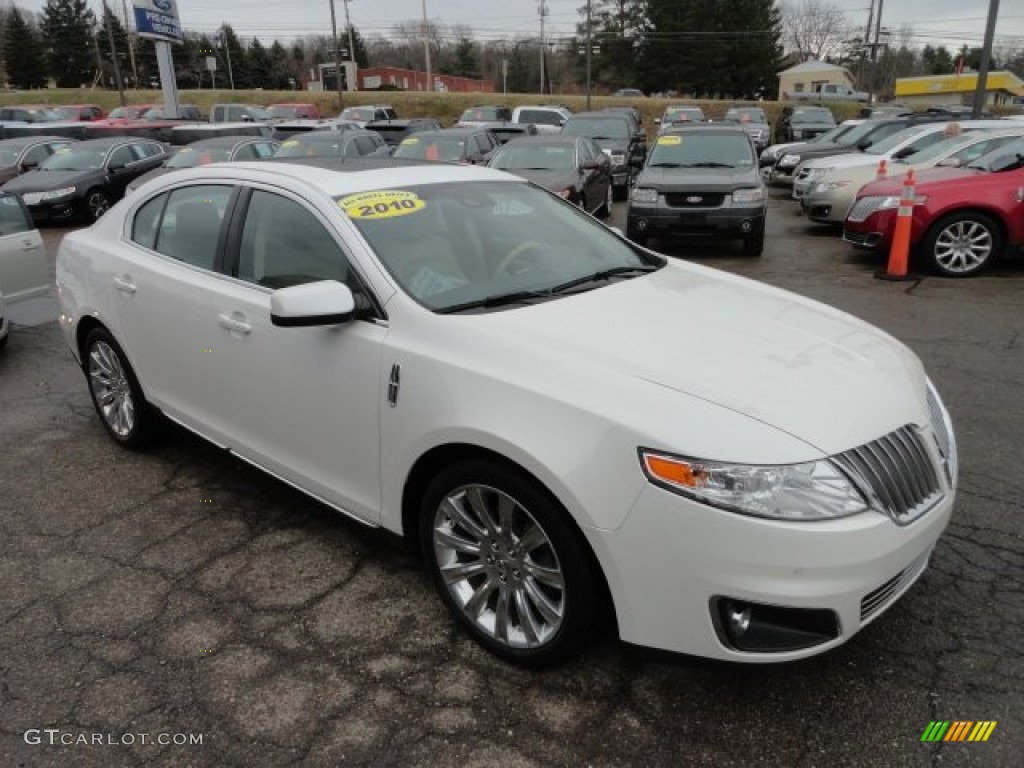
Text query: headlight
41 186 76 200
639 449 869 521
778 154 800 168
814 181 850 193
731 188 765 204
807 166 833 177
631 187 658 204
878 194 928 209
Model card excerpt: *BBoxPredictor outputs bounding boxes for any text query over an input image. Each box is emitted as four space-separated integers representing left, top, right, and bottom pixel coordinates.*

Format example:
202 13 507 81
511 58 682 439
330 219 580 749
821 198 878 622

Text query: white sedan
56 161 957 665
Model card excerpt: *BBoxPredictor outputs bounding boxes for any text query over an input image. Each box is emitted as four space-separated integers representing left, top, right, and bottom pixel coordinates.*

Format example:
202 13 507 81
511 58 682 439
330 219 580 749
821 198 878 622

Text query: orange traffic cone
876 169 918 281
876 158 887 180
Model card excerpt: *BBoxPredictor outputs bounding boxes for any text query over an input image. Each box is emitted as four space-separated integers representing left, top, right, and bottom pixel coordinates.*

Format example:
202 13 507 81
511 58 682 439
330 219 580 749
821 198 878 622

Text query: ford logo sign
153 0 173 11
686 196 703 203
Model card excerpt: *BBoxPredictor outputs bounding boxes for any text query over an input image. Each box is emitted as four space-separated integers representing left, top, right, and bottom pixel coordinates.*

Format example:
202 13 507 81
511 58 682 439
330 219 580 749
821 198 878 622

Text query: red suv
843 137 1024 276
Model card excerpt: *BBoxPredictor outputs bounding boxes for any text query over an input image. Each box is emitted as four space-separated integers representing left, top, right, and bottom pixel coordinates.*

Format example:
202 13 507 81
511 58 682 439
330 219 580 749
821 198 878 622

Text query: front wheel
85 189 112 221
84 328 157 448
921 211 1002 277
420 459 601 666
742 224 765 256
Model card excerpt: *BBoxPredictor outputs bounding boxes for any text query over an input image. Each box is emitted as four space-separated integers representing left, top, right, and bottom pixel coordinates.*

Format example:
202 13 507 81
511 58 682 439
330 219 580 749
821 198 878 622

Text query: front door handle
113 275 137 294
21 239 38 251
217 312 252 335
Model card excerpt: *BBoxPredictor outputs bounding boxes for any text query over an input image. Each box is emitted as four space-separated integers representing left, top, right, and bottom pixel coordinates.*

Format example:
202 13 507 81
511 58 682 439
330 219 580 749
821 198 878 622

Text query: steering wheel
495 241 545 275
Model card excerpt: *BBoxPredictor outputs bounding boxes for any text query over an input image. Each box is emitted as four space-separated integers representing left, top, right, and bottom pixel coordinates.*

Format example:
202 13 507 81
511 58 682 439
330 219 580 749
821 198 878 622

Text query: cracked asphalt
1 193 1021 767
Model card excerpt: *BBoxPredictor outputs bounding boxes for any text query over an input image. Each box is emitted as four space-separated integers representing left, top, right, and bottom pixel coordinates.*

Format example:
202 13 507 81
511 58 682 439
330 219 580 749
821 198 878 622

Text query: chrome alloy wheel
88 340 135 437
87 191 111 220
933 219 993 274
432 484 566 649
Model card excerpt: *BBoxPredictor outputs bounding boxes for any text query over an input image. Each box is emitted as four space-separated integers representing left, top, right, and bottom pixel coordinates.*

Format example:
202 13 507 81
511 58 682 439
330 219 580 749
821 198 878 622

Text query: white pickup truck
789 84 869 103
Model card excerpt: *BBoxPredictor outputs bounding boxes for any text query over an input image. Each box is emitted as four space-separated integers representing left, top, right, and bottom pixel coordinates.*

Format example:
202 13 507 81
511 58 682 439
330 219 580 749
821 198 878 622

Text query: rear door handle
21 239 38 250
217 312 252 335
113 276 137 294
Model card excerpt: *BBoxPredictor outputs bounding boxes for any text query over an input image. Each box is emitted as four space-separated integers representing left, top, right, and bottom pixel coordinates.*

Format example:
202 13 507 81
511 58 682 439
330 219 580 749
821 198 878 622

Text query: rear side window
152 185 233 269
131 193 167 250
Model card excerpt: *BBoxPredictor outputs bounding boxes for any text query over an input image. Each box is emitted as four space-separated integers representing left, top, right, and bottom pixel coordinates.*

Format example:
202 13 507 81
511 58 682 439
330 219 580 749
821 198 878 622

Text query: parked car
93 104 160 125
775 105 837 144
561 111 646 200
1 122 91 141
0 191 48 305
0 106 63 123
209 104 270 123
364 118 444 148
140 105 203 121
268 103 322 120
788 83 868 102
392 128 499 165
127 136 280 193
2 137 168 222
338 105 398 127
759 119 863 170
456 105 513 127
0 136 76 184
627 124 766 254
601 106 643 129
273 130 390 160
168 122 274 145
797 122 1017 222
55 160 957 666
843 136 1024 276
656 105 707 133
511 105 571 135
476 122 539 145
612 87 644 97
487 135 612 218
860 105 913 119
722 106 772 152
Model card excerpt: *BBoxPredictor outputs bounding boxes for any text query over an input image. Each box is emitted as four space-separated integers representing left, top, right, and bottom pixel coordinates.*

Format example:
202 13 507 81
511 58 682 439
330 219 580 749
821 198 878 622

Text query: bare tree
781 0 853 62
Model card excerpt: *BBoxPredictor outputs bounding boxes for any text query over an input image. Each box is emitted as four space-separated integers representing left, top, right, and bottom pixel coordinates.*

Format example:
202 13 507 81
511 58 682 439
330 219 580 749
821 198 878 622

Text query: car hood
3 169 98 192
857 166 985 196
791 121 838 132
805 152 883 171
637 166 759 190
471 264 924 456
504 168 581 192
779 140 850 157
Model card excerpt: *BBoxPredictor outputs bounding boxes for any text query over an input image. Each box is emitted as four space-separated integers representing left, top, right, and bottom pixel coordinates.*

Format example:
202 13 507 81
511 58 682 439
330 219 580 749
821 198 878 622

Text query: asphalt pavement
1 193 1021 767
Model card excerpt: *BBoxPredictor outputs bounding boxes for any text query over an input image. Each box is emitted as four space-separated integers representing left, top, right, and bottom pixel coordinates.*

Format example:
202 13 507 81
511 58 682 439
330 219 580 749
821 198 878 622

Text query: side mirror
559 118 566 126
582 159 599 170
21 160 38 170
634 132 646 142
271 280 355 327
856 139 872 151
892 147 915 160
936 157 961 167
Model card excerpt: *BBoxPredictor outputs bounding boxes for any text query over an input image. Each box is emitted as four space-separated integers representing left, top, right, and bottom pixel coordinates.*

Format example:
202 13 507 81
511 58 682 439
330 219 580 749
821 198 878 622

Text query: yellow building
894 71 1024 107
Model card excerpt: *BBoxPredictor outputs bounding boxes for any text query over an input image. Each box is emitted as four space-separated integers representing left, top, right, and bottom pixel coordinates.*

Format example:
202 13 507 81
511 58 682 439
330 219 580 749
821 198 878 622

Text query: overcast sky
13 1 1024 50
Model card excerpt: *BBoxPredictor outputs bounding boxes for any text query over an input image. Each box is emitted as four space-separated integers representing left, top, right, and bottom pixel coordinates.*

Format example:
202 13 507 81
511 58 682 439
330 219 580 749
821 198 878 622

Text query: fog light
635 218 648 231
740 219 752 233
712 598 840 653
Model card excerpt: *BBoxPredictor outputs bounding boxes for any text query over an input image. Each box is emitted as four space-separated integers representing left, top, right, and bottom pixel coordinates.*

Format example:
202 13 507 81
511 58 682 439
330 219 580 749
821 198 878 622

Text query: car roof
283 131 362 142
0 135 74 146
62 136 155 148
569 111 631 120
501 136 580 147
185 136 266 149
183 158 520 198
662 123 749 134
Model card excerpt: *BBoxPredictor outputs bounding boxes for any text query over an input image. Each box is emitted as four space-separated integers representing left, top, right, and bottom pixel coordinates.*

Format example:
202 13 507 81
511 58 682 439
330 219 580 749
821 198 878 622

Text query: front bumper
627 202 765 240
589 482 954 661
25 198 79 223
800 186 857 224
843 207 898 250
769 164 798 186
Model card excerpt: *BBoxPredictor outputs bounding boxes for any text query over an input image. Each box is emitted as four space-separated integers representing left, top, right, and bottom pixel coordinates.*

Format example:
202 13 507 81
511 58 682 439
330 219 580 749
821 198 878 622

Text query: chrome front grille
832 426 944 524
860 551 930 621
846 196 883 223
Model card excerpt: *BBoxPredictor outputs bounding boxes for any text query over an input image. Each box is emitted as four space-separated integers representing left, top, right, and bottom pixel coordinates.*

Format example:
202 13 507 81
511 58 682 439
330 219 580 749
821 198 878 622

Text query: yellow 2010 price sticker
339 190 426 220
657 135 682 146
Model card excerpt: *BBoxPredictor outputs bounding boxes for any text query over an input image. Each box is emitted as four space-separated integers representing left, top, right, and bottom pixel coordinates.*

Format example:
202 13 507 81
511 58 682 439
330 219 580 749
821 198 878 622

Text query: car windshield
0 147 26 166
275 137 343 158
967 137 1024 171
647 133 754 168
813 123 857 143
664 108 704 123
835 120 882 145
269 106 300 119
865 126 932 155
724 109 767 123
562 118 629 140
166 147 232 168
792 108 835 124
108 106 144 119
342 108 375 122
54 107 82 119
394 137 467 162
340 180 658 312
461 108 502 121
40 147 106 171
490 144 576 170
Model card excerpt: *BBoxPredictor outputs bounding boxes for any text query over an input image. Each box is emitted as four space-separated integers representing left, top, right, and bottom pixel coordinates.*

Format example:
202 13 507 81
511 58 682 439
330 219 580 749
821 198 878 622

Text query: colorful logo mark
921 721 997 742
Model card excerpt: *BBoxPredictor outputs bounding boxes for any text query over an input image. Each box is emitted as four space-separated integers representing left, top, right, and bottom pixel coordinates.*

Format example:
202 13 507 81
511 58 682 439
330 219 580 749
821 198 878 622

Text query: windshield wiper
437 290 555 314
547 265 660 294
648 162 683 168
680 162 735 168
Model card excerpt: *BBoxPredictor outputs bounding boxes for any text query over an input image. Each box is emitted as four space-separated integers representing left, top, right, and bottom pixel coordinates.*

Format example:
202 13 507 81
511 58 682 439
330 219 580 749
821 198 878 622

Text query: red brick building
356 66 494 93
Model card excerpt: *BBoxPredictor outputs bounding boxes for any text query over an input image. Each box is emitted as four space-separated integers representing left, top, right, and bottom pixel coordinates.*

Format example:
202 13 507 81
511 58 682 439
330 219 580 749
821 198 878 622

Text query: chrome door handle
21 240 37 250
113 276 137 294
217 313 252 335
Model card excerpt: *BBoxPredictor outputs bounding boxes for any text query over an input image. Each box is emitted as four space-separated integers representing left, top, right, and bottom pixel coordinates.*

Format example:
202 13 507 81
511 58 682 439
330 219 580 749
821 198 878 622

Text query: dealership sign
132 0 182 44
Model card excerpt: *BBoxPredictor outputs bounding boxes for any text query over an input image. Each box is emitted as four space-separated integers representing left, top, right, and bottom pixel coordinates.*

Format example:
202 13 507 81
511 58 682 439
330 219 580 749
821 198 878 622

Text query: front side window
24 145 54 166
109 146 135 167
237 190 352 290
340 180 658 311
152 185 233 269
0 195 31 236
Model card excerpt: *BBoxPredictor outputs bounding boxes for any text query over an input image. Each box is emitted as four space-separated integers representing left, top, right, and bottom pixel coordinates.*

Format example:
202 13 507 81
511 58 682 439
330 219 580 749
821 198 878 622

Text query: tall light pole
220 25 235 90
538 0 548 94
101 0 126 106
119 0 138 88
972 0 1000 118
421 0 432 91
329 0 344 109
869 0 885 103
585 0 592 110
344 0 357 73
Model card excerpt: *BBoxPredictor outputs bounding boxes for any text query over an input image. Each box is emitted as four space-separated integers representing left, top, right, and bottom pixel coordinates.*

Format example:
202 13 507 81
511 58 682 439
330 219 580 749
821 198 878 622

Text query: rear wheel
420 459 601 666
83 328 157 448
921 211 1002 277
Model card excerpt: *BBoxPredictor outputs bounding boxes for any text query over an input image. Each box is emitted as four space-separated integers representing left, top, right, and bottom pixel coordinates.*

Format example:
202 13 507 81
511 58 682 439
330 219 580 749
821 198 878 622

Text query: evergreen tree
267 41 291 89
5 9 48 89
41 0 96 87
248 38 271 88
506 43 533 93
720 0 783 98
451 37 480 78
96 4 130 90
576 0 647 90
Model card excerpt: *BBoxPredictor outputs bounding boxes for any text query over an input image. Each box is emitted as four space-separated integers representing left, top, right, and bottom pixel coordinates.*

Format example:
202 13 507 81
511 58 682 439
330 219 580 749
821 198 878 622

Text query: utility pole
329 0 344 108
538 0 548 95
421 0 432 91
344 0 357 72
120 0 138 88
868 0 885 104
101 0 126 106
972 0 1000 118
585 0 592 110
220 25 235 89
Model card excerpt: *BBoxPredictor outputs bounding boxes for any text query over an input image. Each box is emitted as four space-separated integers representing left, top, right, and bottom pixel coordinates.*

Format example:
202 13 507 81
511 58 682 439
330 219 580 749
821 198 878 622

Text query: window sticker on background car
401 137 419 145
658 135 682 146
281 140 299 148
339 190 426 220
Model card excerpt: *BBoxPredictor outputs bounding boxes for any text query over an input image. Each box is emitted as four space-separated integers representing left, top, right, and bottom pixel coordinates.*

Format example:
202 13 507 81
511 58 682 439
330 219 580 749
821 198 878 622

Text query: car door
212 186 387 521
105 144 142 200
0 192 47 302
577 140 603 207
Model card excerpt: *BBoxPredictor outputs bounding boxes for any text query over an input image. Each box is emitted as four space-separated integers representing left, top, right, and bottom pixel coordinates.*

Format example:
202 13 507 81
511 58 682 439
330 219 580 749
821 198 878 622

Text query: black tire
742 224 765 256
83 328 158 449
419 458 601 667
595 182 613 219
85 188 112 222
920 211 1002 277
626 226 648 247
612 182 629 202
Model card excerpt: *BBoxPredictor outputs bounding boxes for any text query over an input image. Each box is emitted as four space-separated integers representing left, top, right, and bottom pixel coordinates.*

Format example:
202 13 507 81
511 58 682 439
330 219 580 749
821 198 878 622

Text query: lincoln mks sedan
56 160 957 665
